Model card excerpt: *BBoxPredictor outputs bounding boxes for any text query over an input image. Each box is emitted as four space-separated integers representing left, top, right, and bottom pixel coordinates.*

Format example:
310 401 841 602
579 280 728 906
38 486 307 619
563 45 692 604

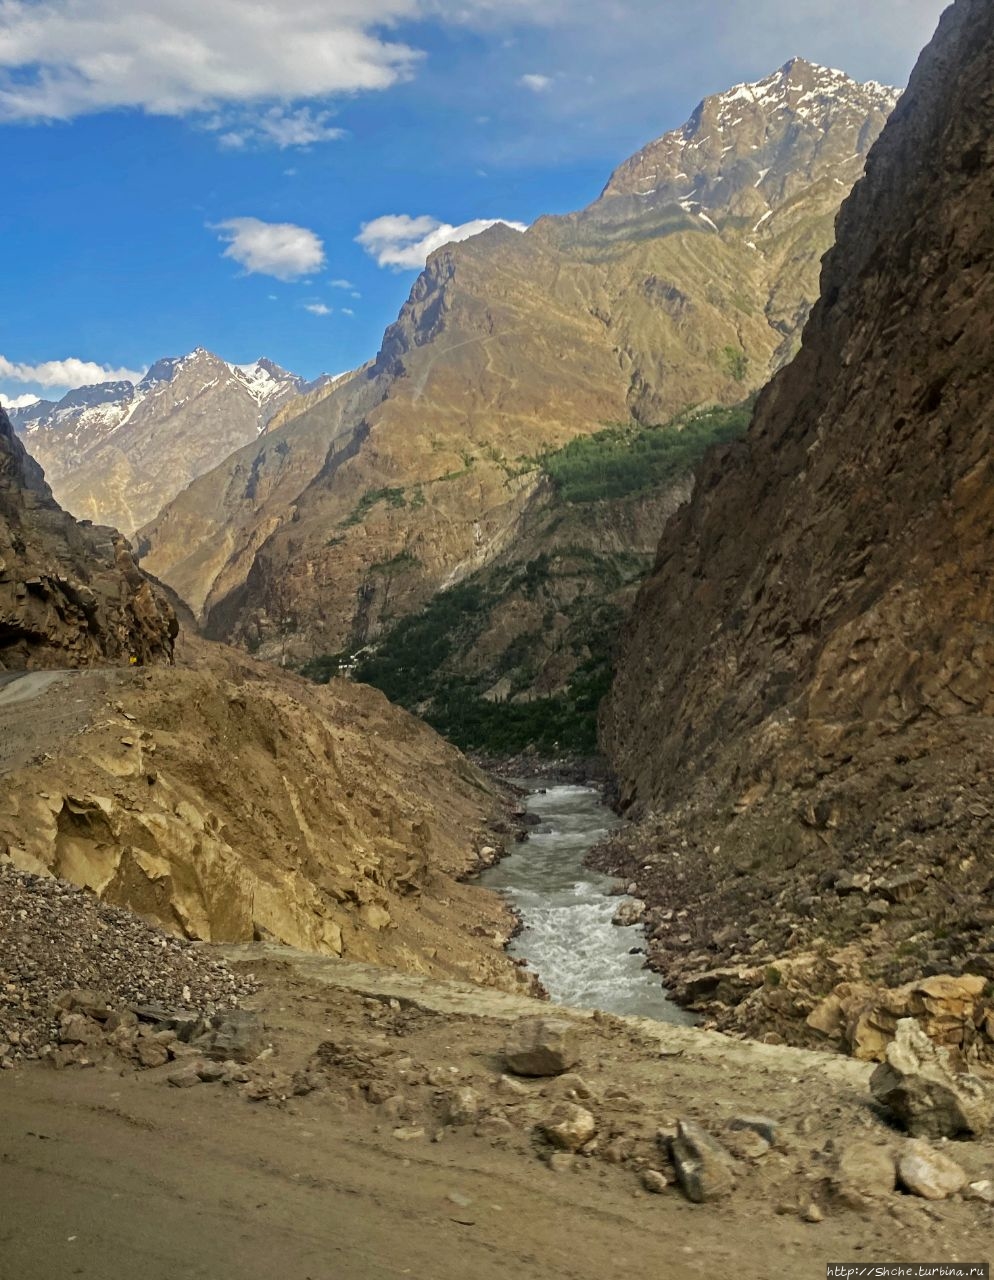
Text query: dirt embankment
0 634 532 994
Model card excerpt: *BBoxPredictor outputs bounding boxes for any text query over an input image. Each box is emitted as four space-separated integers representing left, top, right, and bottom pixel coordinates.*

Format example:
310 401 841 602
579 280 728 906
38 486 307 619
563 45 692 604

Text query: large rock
870 1019 993 1139
669 1119 736 1203
832 1140 896 1209
808 975 989 1062
897 1140 968 1200
504 1017 580 1077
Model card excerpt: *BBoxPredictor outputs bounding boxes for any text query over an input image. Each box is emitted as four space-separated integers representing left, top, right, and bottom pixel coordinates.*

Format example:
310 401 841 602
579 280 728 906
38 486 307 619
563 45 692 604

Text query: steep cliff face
604 0 994 810
138 62 896 665
0 408 176 670
9 350 325 537
598 0 994 1048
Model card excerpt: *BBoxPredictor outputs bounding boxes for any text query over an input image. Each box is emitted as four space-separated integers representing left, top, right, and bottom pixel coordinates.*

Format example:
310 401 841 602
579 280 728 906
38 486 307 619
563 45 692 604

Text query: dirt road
1 949 990 1280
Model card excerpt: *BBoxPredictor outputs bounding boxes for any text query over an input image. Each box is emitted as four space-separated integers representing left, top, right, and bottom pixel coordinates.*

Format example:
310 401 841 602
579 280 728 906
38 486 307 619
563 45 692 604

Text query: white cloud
1 392 42 409
216 106 345 150
0 0 424 128
0 354 146 390
519 73 553 92
214 217 326 281
329 278 354 289
341 307 355 316
304 301 332 316
356 213 527 270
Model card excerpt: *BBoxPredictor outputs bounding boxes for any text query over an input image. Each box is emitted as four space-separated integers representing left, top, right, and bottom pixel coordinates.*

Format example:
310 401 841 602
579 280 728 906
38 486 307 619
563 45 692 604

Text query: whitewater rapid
480 783 694 1023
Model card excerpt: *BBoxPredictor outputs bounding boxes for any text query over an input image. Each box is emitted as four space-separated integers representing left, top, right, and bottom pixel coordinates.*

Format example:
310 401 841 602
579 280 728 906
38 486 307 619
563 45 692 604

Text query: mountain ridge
138 58 899 668
7 348 335 537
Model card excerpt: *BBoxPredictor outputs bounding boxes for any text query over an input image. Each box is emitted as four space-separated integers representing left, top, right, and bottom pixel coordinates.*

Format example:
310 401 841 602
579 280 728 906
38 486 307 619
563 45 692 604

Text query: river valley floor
2 944 992 1280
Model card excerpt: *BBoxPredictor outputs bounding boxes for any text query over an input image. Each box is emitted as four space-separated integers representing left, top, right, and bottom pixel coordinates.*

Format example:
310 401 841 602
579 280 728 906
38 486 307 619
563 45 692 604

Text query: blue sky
0 0 948 403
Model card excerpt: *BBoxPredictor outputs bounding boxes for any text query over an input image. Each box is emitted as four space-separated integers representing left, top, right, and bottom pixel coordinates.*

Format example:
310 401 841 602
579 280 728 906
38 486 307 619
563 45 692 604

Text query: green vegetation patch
340 486 407 527
305 398 755 756
538 399 753 504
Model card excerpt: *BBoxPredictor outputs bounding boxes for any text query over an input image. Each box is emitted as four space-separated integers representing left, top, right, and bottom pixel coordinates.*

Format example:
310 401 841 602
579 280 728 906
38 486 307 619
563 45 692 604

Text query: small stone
392 1126 425 1142
548 1073 594 1100
728 1114 778 1145
540 1103 597 1152
167 1063 203 1088
964 1180 994 1204
194 1010 263 1064
475 1115 513 1140
641 1170 668 1194
137 1040 170 1069
496 1073 532 1098
197 1061 226 1083
802 1203 823 1224
504 1017 580 1077
897 1140 968 1201
547 1153 576 1174
365 1080 396 1105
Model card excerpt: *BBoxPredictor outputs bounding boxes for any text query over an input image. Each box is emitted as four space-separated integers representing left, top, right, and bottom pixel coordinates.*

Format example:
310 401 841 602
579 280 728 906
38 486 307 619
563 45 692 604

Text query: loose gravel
0 864 257 1063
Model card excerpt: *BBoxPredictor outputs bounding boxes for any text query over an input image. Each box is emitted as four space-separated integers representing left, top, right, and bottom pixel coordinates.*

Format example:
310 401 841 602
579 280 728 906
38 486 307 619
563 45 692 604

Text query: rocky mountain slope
340 402 750 757
8 350 329 537
599 0 994 1049
0 634 529 991
138 61 897 665
0 406 176 669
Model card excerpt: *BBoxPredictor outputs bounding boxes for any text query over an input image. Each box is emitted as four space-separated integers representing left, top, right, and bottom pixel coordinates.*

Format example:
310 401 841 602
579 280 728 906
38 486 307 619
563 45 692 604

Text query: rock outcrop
0 406 176 669
598 0 994 1047
138 63 896 665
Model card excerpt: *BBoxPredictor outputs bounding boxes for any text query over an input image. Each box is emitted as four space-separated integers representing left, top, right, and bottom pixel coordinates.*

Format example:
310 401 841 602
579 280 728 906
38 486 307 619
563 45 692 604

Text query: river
480 783 694 1023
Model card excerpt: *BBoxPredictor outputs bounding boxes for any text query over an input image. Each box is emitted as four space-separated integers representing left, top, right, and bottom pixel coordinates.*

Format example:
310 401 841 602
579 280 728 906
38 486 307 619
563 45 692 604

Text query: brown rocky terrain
2 945 992 1280
599 0 994 1050
9 350 330 537
0 632 531 993
137 62 897 666
0 406 176 669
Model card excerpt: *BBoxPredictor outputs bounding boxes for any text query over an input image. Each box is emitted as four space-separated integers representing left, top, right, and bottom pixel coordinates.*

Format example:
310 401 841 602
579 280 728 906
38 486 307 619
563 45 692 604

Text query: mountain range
7 350 333 537
134 58 899 670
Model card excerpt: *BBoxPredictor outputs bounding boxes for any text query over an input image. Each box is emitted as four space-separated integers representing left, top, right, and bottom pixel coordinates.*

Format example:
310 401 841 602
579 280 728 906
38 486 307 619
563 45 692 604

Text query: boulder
443 1087 481 1126
612 900 646 928
832 1140 896 1209
669 1119 736 1203
504 1017 579 1077
897 1140 968 1200
870 1018 993 1138
540 1103 597 1152
194 1010 264 1064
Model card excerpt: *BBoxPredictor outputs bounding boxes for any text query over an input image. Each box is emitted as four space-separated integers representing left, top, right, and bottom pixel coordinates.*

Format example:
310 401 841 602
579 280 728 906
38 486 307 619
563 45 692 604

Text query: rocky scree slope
138 62 896 666
0 407 176 669
599 0 994 1053
0 635 530 994
9 350 329 537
